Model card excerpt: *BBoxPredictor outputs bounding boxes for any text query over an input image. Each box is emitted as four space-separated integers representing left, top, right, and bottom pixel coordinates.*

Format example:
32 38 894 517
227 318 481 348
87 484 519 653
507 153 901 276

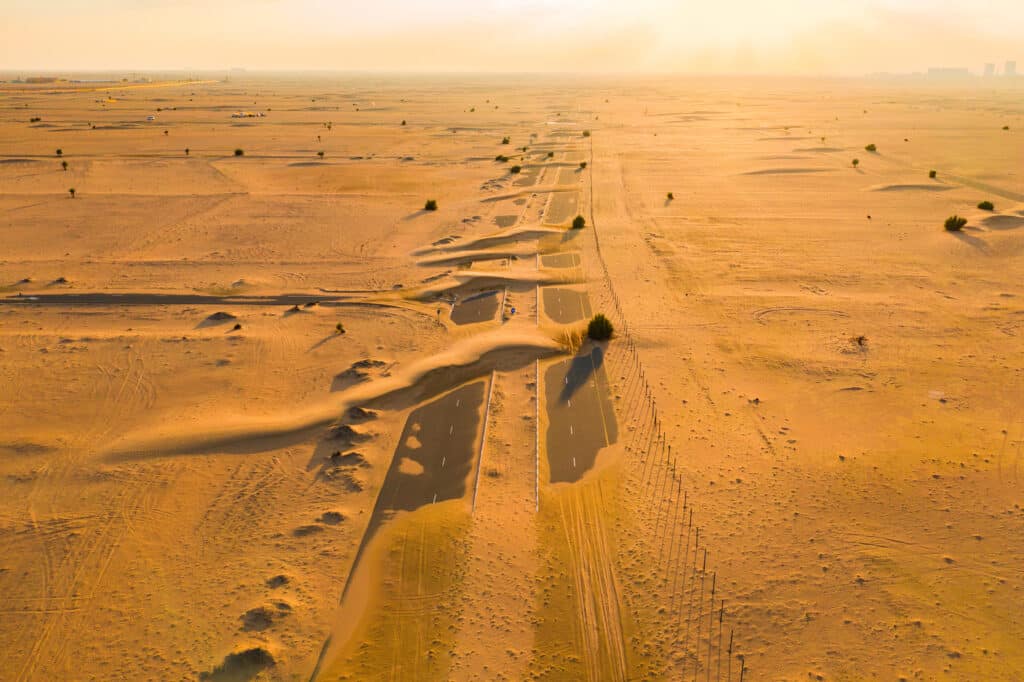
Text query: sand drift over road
106 330 560 458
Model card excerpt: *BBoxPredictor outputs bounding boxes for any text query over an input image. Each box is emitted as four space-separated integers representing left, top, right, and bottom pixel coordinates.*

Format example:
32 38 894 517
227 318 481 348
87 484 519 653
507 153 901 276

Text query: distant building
927 67 970 80
1007 61 1018 77
984 63 996 77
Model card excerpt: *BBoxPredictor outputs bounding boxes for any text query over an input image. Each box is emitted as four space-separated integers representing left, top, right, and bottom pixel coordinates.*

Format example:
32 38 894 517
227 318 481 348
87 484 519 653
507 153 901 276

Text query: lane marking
432 492 437 504
449 424 454 436
441 456 446 468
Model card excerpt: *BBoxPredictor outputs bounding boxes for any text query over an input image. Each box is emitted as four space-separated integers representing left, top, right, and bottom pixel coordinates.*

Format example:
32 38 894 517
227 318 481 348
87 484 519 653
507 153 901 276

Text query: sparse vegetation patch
944 215 967 231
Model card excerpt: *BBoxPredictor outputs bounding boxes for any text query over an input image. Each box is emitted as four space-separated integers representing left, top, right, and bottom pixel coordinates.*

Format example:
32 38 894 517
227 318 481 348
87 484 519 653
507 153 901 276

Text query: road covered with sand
1 74 1023 680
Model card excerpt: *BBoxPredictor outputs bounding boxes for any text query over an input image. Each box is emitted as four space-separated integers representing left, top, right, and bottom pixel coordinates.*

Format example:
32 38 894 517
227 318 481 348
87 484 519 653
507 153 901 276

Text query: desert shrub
335 322 346 334
185 148 190 155
495 155 509 162
61 161 68 171
579 161 587 169
68 188 76 198
547 151 554 158
977 200 994 211
234 148 244 156
509 165 522 174
424 199 438 211
929 170 937 179
944 215 967 231
401 120 406 126
852 158 859 167
1003 125 1010 130
317 151 325 159
29 117 41 122
501 136 510 145
587 313 614 341
56 148 63 156
571 215 586 230
667 192 674 200
582 130 591 137
865 143 877 152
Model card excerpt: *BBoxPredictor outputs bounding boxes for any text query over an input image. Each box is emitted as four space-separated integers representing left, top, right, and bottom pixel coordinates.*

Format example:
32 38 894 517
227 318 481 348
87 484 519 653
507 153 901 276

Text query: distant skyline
1 0 1021 75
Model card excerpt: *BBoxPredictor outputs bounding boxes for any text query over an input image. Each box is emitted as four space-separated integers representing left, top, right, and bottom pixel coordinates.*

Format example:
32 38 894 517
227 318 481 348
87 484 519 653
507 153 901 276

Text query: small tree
579 161 587 169
582 130 591 138
865 143 877 152
977 200 994 211
944 215 967 231
587 313 614 340
929 170 937 179
317 151 325 159
185 148 190 156
68 188 76 198
509 165 522 174
501 136 510 145
1003 125 1010 131
335 322 346 334
61 161 68 171
667 192 674 201
234 148 244 156
424 199 438 211
56 149 63 156
852 158 860 168
572 215 586 230
495 155 509 163
401 120 407 126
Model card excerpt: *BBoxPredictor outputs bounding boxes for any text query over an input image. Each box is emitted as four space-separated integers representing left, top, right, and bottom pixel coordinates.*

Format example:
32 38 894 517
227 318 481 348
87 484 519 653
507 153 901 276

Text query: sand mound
318 511 345 524
207 311 237 321
871 183 954 192
240 604 289 631
742 167 832 175
980 214 1024 230
106 329 560 458
200 647 275 681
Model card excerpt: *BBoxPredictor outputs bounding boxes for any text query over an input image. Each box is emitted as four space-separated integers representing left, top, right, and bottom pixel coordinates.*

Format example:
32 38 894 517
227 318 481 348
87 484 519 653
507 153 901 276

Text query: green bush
852 158 859 167
509 165 522 174
944 215 967 231
424 199 438 211
571 215 586 230
865 143 877 152
977 201 994 211
929 170 937 179
234 148 244 156
587 313 614 340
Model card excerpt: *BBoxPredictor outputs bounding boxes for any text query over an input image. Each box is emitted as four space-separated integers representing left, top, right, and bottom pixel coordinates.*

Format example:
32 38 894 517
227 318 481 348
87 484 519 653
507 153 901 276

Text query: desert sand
1 74 1022 681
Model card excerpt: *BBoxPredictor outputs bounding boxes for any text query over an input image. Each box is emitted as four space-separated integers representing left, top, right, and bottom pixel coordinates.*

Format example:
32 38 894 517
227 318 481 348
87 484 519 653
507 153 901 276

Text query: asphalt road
544 347 618 484
450 290 500 325
541 252 581 268
542 286 592 324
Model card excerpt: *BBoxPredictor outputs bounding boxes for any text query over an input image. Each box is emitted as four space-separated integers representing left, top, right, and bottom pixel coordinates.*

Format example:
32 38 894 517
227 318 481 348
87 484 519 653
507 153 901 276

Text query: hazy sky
1 0 1021 75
